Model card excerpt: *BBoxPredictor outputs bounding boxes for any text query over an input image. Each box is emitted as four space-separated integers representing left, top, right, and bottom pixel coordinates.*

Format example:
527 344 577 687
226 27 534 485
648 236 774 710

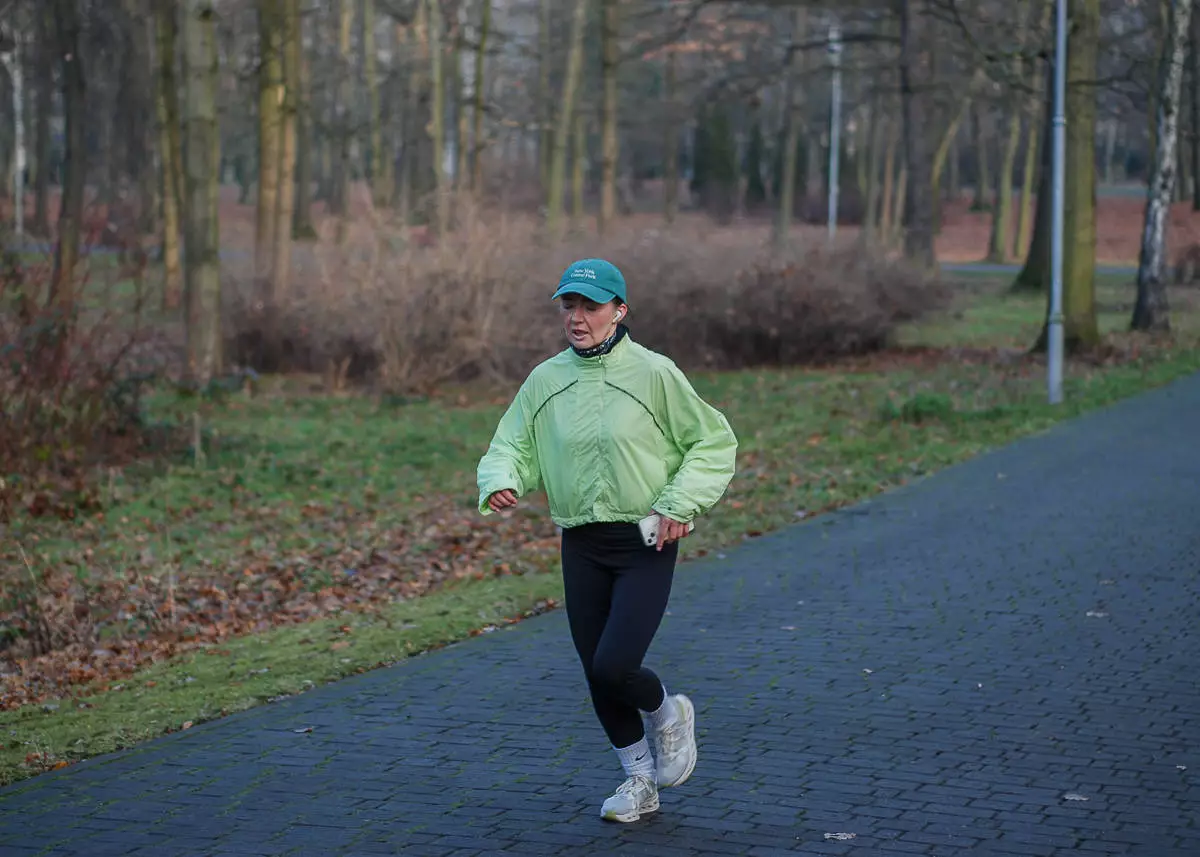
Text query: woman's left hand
655 514 692 552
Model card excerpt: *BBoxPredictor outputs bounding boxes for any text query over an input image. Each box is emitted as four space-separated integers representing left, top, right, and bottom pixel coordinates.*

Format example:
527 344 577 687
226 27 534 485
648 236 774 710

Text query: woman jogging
477 258 738 823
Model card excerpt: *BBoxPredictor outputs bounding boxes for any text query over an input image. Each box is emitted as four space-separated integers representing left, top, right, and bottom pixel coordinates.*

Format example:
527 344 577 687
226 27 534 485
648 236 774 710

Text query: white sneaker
653 693 697 788
600 775 659 823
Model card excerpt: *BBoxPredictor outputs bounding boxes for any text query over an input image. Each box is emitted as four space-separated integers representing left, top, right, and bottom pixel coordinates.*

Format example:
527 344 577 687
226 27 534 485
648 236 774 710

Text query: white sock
646 686 677 733
614 738 655 780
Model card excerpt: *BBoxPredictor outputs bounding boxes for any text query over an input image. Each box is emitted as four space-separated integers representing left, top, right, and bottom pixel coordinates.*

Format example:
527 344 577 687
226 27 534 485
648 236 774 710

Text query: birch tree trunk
598 0 620 235
1134 0 1194 331
545 0 588 237
154 0 184 309
1193 8 1200 210
183 0 222 387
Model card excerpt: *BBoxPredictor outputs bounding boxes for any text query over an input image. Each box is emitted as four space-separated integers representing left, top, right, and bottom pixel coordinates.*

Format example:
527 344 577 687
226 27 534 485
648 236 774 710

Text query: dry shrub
224 196 565 390
642 246 949 369
0 253 168 523
225 193 948 392
2 546 96 658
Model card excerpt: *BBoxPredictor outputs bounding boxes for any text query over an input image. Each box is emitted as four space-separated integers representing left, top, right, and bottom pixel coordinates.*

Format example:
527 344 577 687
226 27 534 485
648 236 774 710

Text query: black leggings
561 522 677 748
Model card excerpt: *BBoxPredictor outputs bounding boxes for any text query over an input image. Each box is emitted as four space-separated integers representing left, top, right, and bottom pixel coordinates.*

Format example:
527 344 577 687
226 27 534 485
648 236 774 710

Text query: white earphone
613 311 623 323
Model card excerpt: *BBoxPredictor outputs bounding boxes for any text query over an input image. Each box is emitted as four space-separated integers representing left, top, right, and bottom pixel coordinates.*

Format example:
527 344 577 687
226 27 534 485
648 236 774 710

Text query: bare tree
537 0 552 192
293 6 316 239
598 0 620 234
0 25 25 242
272 0 299 303
330 0 354 241
49 0 85 319
427 0 448 235
1014 0 1052 265
546 0 588 236
662 45 679 224
774 6 805 249
1012 62 1053 293
30 4 52 238
364 0 385 205
256 0 285 296
183 0 222 387
899 0 936 266
1133 0 1194 331
154 0 184 309
1035 0 1100 353
987 0 1034 263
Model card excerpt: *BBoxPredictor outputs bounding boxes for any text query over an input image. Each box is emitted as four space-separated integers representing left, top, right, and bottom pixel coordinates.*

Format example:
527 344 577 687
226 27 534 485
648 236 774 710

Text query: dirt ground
10 183 1200 267
933 195 1200 265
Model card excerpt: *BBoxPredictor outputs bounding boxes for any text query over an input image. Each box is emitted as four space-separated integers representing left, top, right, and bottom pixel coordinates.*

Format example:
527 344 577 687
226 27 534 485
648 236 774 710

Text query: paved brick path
3 374 1200 856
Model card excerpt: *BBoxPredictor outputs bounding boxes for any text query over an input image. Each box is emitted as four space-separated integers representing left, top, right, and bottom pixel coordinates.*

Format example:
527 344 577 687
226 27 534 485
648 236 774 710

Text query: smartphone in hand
637 514 695 547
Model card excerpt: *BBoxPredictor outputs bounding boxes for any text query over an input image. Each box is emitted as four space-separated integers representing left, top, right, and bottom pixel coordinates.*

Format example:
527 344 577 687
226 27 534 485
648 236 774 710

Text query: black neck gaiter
571 323 629 359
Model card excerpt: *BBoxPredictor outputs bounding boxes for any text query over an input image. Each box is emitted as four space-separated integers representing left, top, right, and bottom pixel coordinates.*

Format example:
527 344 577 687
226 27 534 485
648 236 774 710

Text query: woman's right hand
487 489 519 512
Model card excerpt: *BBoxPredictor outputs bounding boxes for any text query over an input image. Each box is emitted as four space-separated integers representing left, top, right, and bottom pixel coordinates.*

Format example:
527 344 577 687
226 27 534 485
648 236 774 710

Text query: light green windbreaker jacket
476 334 738 528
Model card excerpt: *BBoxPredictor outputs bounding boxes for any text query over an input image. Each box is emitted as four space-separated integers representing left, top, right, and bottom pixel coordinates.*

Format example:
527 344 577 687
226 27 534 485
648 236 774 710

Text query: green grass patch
3 274 1199 784
0 571 562 784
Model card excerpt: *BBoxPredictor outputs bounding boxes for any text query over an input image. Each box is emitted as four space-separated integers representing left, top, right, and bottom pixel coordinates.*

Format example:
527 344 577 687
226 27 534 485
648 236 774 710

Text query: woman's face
559 293 626 349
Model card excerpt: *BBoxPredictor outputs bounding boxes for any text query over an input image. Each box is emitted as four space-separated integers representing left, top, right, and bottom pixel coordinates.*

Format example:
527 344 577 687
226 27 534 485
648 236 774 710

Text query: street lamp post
827 20 842 244
1048 0 1066 404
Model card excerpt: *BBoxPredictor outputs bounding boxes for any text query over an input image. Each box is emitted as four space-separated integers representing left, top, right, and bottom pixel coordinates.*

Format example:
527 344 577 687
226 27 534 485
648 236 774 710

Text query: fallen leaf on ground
0 499 562 709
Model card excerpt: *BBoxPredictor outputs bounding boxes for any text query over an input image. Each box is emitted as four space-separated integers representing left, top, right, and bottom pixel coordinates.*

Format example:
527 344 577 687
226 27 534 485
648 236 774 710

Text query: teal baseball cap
551 258 627 304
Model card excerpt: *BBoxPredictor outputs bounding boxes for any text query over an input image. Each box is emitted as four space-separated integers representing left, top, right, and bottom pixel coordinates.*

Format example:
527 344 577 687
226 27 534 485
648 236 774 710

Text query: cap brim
550 283 618 303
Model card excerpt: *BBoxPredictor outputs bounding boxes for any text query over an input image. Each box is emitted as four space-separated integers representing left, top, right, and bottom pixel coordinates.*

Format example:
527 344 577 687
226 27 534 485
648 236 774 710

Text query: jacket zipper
595 354 604 517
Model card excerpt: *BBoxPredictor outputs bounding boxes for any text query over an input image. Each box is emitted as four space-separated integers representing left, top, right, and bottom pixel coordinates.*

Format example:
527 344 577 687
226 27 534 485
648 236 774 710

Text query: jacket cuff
651 499 691 524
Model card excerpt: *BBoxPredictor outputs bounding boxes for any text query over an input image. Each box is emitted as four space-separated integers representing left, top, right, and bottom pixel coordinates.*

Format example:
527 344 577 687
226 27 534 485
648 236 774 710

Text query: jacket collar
569 329 633 367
